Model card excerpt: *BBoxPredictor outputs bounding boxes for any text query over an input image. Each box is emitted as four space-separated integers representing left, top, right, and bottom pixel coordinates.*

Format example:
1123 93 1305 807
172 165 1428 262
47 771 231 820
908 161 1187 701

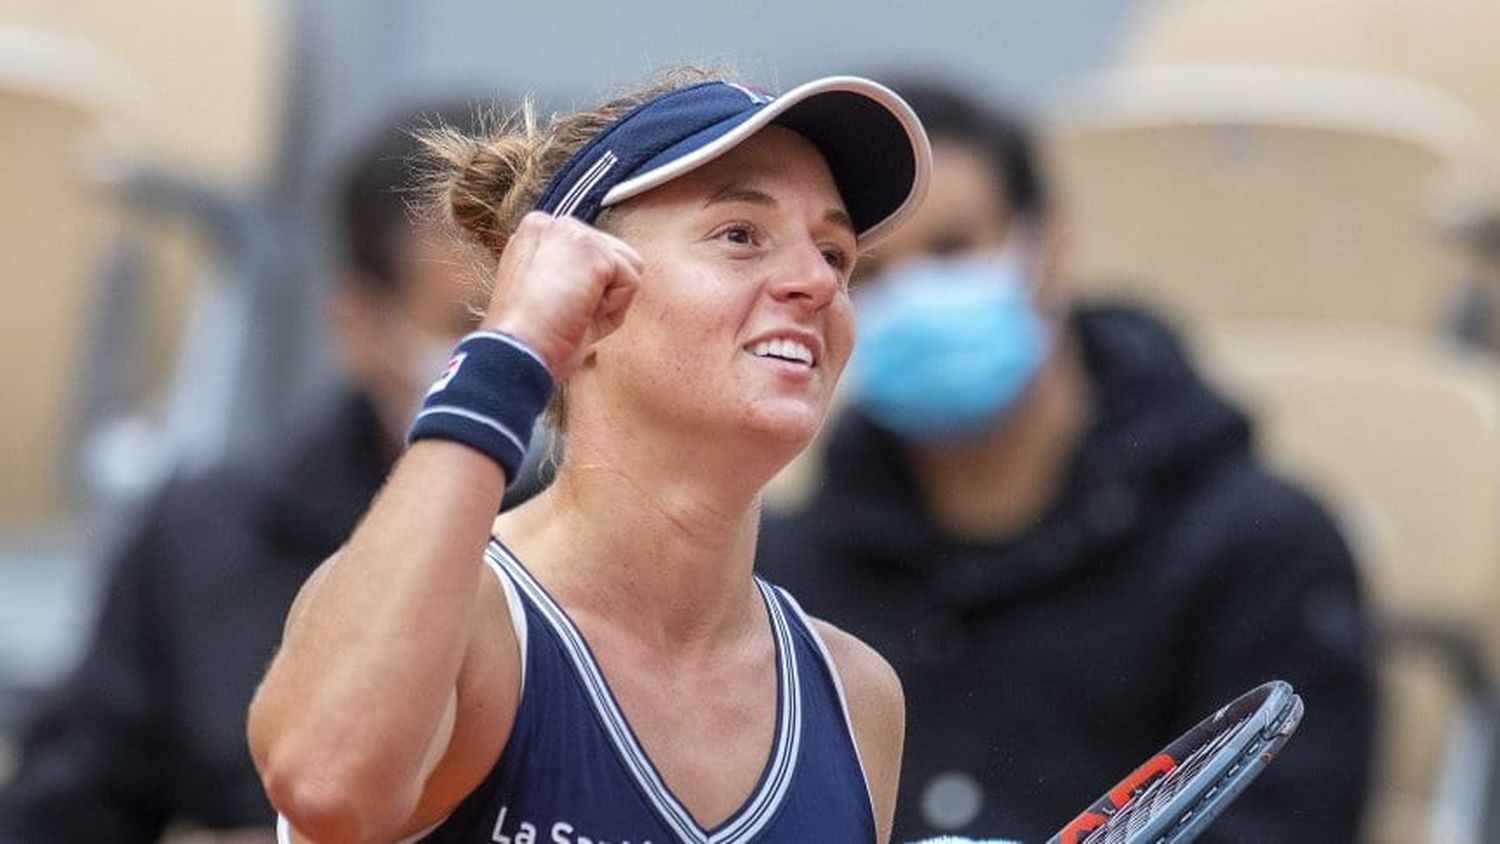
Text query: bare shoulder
808 617 904 715
807 616 905 841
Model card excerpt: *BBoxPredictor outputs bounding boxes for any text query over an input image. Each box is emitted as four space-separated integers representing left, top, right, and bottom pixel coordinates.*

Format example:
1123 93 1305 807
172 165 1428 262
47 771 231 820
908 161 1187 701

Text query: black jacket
758 306 1375 843
0 393 390 841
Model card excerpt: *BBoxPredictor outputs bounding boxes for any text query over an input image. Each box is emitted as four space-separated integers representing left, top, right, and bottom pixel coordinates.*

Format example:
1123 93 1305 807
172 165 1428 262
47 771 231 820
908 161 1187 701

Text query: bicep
394 567 523 836
269 551 523 839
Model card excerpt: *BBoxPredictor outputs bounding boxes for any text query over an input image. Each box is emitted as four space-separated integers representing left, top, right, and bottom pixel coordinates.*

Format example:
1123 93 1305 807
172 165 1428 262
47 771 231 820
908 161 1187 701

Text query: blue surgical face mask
848 251 1050 442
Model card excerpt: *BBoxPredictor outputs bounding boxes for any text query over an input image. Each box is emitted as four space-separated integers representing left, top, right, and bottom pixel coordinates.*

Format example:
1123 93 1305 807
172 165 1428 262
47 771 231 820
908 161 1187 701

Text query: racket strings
1083 713 1253 844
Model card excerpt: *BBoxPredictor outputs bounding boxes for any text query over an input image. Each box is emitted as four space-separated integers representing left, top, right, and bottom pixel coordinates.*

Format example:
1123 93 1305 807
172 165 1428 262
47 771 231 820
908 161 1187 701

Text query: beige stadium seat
1123 0 1396 77
1 0 287 185
3 0 291 399
0 4 289 529
1045 66 1492 336
1122 0 1500 151
0 29 144 527
1193 322 1500 844
1120 0 1500 343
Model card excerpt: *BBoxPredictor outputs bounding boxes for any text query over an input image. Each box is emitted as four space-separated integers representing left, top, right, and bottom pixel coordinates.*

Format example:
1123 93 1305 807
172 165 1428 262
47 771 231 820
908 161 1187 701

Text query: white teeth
750 338 814 365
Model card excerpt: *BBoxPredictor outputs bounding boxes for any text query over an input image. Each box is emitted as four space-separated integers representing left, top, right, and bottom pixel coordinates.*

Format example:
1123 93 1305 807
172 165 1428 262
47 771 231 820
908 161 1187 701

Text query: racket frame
1050 680 1305 844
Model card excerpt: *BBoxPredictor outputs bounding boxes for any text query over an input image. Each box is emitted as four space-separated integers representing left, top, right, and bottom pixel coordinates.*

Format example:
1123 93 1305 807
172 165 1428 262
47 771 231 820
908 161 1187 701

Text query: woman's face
585 125 858 452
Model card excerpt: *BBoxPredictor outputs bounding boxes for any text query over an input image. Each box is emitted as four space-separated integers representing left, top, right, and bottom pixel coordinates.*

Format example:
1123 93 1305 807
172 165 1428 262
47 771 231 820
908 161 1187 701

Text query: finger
596 230 646 275
495 213 547 280
555 216 643 273
591 257 640 340
567 221 641 305
599 264 639 321
518 209 557 231
599 251 641 318
511 210 557 245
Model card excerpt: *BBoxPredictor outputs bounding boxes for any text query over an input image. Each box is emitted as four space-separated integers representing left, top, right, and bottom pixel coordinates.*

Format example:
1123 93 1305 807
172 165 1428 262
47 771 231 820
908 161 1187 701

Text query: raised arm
246 213 641 843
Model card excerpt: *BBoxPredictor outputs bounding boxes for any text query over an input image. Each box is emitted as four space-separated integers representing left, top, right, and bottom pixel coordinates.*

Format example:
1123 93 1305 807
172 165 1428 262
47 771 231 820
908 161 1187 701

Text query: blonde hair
417 66 723 264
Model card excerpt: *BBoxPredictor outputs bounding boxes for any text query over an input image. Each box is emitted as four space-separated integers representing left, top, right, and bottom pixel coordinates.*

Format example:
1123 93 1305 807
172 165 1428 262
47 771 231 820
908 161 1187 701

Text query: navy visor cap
535 76 932 247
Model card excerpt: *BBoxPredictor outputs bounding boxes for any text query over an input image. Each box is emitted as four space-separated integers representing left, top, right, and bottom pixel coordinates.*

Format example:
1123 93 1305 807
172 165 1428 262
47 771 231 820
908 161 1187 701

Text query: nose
766 240 842 311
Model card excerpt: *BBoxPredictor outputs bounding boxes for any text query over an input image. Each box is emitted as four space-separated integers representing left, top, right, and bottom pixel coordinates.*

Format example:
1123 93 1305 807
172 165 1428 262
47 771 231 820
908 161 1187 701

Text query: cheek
825 300 857 375
613 279 737 387
639 261 749 341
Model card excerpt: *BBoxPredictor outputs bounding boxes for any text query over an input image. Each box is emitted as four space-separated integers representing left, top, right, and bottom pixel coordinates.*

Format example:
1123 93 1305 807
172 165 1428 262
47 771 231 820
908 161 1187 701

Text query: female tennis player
247 69 930 843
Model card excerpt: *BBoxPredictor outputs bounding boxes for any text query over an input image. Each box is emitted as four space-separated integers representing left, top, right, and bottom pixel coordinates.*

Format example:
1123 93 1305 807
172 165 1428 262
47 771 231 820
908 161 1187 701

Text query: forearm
247 210 639 840
248 439 505 839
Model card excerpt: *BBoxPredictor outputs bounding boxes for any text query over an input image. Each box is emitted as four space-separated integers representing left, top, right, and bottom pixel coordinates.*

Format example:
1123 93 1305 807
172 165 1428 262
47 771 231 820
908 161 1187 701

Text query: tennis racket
1047 680 1304 844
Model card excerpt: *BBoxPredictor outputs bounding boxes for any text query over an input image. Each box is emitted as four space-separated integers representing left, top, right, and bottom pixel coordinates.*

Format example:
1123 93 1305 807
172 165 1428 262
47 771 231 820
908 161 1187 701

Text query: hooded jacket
0 393 390 841
758 305 1375 843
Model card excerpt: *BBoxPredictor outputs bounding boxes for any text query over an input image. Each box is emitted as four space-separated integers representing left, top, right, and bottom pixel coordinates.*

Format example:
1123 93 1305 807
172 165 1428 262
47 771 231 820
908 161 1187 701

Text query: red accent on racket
1048 680 1304 844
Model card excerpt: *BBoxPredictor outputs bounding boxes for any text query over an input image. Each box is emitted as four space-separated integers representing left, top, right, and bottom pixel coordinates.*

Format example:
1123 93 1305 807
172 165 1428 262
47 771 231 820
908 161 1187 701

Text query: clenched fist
482 212 644 379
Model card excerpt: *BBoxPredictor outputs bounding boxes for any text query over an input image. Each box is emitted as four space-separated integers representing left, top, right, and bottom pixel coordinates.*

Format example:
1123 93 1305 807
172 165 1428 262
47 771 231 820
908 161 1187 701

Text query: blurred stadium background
3 1 1500 841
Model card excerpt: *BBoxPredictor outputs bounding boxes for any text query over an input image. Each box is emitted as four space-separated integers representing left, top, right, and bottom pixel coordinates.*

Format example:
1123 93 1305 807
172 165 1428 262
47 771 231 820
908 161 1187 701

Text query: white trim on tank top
486 538 804 844
770 586 879 828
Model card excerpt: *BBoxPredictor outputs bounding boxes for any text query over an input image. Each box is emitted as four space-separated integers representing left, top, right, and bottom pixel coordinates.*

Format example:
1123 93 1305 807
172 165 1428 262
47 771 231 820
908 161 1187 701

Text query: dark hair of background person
336 99 493 296
881 77 1049 225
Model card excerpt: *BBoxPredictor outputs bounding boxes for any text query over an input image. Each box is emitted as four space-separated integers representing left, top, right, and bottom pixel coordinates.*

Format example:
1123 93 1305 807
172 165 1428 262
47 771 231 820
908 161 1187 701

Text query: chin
741 401 825 457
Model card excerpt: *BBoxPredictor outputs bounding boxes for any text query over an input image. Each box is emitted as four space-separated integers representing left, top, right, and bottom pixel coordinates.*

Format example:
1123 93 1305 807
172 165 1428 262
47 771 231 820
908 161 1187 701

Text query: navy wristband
406 330 555 478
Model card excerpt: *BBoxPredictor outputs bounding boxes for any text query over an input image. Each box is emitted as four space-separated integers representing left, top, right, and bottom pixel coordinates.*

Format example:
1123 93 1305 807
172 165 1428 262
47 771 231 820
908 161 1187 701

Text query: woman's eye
822 246 852 274
720 224 757 246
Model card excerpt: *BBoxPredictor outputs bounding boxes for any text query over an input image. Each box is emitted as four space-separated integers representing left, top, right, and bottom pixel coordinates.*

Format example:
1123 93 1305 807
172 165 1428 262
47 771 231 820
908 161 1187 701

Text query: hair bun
419 109 545 258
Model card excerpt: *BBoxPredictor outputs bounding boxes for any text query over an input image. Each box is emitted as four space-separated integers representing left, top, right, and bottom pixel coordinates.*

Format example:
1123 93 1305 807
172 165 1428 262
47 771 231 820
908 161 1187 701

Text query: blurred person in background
757 79 1376 843
0 100 494 842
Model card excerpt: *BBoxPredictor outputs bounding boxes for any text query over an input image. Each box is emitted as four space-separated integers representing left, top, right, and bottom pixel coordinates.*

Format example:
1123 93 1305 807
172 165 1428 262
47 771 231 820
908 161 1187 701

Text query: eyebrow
704 184 856 237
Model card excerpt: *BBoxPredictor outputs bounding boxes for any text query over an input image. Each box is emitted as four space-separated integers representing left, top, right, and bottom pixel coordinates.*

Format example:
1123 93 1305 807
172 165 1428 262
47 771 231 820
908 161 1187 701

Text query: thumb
587 248 642 343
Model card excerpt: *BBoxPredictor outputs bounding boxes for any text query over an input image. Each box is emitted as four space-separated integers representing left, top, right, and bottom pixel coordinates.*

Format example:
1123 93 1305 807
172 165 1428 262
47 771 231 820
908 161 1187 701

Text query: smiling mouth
747 337 816 367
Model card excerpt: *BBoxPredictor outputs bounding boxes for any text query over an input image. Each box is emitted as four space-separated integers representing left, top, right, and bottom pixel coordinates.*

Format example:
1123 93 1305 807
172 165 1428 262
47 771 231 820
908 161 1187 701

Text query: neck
500 429 774 650
906 334 1093 542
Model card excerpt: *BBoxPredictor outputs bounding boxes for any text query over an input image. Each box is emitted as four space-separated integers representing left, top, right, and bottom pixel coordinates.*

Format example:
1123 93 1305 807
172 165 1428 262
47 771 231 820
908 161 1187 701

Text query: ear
579 325 607 368
577 264 640 368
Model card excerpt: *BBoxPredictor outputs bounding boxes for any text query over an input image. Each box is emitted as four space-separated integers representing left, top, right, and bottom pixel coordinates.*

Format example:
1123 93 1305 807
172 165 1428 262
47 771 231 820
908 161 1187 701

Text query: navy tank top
409 539 877 843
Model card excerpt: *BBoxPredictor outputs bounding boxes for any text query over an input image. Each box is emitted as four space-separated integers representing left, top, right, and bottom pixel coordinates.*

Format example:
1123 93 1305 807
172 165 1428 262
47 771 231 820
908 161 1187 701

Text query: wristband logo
427 352 467 396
